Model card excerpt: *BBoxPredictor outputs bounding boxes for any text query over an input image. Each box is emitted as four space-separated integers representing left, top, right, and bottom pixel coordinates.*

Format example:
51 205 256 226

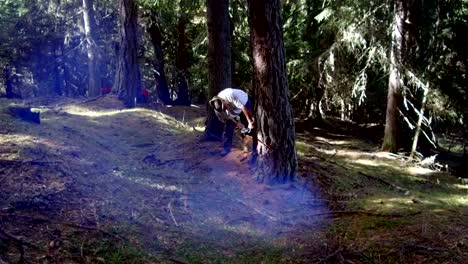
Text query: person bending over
209 88 255 156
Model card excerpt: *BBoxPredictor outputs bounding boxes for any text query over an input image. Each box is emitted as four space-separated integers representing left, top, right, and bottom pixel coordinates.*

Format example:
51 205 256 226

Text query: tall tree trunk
3 64 14 98
147 13 171 105
60 42 71 96
114 0 141 107
247 0 297 184
53 39 62 96
204 0 231 140
304 0 324 123
382 0 407 152
82 0 101 97
307 57 324 122
174 17 191 106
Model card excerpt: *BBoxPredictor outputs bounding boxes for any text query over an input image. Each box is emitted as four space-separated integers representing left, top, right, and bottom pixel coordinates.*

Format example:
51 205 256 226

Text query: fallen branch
358 172 410 194
0 213 123 240
148 212 166 225
168 201 179 226
80 239 87 264
169 258 189 264
290 88 305 102
234 198 278 221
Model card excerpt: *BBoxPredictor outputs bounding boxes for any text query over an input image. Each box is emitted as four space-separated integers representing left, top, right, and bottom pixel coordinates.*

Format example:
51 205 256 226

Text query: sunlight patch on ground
140 109 190 129
406 166 435 176
454 184 468 190
112 170 182 192
62 105 198 133
366 197 414 209
310 145 337 156
314 136 352 146
438 194 468 206
365 192 468 210
0 134 34 145
63 105 130 117
352 159 382 167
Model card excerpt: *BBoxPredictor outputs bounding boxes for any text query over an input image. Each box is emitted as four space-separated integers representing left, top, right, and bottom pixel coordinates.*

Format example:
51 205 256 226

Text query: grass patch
175 240 288 264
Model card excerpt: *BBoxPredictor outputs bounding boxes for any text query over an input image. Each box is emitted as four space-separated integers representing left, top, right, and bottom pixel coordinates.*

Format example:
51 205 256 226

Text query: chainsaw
232 120 272 150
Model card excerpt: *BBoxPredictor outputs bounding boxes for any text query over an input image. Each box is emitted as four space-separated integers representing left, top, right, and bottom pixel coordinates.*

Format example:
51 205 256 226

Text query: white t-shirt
217 88 248 116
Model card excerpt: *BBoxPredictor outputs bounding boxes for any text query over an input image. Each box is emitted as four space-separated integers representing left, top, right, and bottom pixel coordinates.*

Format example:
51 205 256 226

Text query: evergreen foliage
0 0 466 154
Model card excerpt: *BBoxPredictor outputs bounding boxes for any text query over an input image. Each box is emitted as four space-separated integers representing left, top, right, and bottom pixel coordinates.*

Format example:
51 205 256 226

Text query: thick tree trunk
147 13 171 105
204 0 231 140
382 0 406 152
114 0 141 107
247 0 297 184
82 0 101 97
174 18 191 106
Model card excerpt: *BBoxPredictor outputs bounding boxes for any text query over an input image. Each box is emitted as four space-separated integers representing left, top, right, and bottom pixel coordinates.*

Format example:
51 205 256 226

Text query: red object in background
101 86 112 95
141 88 150 98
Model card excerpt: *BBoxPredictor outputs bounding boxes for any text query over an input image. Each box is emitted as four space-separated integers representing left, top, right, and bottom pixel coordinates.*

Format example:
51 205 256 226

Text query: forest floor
0 95 467 263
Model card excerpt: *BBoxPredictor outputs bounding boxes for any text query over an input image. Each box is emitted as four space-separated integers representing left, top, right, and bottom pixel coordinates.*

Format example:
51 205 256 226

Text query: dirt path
0 96 327 263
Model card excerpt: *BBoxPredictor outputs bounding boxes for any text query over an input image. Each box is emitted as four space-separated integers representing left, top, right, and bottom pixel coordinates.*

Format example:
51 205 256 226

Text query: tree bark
59 42 72 96
82 0 101 97
247 0 297 184
172 1 192 106
382 0 406 152
175 17 191 106
3 64 14 98
52 38 63 96
204 0 232 140
147 13 171 105
304 0 324 123
114 0 141 107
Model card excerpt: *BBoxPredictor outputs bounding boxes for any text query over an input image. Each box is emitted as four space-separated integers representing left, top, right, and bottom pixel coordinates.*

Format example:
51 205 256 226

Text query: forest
0 0 467 263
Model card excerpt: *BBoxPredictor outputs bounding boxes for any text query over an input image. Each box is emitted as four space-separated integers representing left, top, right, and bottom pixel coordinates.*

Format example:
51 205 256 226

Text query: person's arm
241 105 255 129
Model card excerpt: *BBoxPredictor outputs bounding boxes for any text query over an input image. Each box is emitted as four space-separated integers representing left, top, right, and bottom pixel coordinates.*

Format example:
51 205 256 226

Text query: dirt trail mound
0 96 327 263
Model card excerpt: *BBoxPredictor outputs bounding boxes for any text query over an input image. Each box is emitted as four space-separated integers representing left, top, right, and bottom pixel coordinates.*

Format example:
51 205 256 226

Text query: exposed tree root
357 171 410 194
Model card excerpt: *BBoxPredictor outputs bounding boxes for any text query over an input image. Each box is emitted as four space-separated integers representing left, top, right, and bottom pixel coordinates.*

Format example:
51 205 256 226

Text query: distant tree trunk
204 0 231 140
229 16 235 83
82 0 101 97
247 0 297 184
3 64 14 98
114 0 141 107
304 0 324 123
52 39 62 96
60 42 71 96
382 0 407 152
307 57 324 122
174 17 191 106
147 13 171 105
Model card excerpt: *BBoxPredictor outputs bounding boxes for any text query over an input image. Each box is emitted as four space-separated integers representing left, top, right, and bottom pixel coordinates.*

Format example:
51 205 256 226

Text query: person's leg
222 119 236 155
